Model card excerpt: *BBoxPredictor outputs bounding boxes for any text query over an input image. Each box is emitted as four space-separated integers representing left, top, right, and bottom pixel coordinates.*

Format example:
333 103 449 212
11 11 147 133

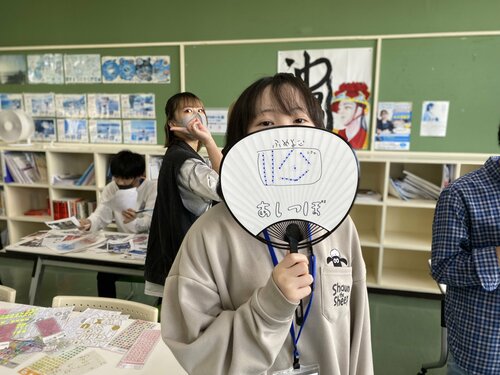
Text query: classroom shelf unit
0 143 165 244
353 151 490 294
0 143 491 294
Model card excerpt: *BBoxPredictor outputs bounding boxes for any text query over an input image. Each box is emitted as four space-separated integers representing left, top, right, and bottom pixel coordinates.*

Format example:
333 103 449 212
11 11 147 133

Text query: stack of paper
389 170 441 201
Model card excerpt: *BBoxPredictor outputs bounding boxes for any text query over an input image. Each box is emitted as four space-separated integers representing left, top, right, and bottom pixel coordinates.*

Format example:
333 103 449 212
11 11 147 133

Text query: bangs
178 97 203 110
269 84 308 115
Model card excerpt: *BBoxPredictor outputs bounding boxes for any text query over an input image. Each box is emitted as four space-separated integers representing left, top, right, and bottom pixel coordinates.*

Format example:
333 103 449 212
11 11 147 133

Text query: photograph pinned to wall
63 54 102 83
0 94 24 110
89 119 122 144
374 102 412 151
87 94 121 118
55 94 87 118
57 118 89 143
27 54 64 84
420 101 449 137
205 108 228 134
24 93 55 117
101 56 170 83
0 55 27 84
33 118 56 142
278 47 373 150
123 120 157 144
120 93 155 118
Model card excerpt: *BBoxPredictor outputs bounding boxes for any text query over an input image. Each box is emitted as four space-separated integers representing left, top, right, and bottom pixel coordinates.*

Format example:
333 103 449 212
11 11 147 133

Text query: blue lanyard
263 229 316 369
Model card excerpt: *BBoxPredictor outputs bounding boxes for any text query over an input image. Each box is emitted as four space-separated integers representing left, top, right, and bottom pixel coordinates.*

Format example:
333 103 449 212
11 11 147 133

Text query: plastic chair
52 295 158 322
417 261 448 375
0 285 16 302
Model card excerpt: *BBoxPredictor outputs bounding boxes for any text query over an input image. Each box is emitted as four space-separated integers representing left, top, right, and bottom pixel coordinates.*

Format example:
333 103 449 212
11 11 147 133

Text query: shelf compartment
389 162 444 188
383 206 433 251
358 161 386 201
350 205 383 246
380 249 439 294
47 152 95 187
5 186 50 218
361 246 381 286
458 163 482 177
7 220 49 243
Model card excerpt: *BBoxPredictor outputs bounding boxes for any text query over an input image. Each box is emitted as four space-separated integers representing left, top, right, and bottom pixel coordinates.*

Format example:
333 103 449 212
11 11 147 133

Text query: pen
134 208 154 214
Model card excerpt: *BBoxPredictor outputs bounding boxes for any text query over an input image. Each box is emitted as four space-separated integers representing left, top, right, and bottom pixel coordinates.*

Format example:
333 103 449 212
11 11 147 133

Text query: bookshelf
353 151 490 294
0 143 165 244
0 143 490 294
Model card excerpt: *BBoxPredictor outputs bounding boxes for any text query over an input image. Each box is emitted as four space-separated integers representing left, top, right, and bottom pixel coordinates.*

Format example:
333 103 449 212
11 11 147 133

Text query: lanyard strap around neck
263 229 316 369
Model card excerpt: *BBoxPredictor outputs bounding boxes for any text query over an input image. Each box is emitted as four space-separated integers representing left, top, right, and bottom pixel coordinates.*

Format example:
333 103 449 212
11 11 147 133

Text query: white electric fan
0 110 35 145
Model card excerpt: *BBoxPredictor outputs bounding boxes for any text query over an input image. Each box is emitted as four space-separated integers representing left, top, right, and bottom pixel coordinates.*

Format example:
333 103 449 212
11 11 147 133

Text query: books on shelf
52 163 95 186
389 169 441 201
52 198 96 220
4 152 47 184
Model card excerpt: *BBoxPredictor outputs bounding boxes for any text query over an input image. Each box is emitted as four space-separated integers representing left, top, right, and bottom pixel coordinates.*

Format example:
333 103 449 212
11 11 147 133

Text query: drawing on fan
257 147 321 186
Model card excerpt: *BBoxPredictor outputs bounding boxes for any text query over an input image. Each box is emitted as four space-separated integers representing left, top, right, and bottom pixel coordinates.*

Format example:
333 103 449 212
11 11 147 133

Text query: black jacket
144 141 205 285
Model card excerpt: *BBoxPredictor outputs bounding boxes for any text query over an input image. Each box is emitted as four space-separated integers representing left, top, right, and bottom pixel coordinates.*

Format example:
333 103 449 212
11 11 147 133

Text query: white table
4 234 146 305
0 301 187 375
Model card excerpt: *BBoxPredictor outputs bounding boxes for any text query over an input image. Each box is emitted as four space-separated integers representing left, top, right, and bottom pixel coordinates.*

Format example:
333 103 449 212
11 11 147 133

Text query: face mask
116 182 135 190
179 112 208 128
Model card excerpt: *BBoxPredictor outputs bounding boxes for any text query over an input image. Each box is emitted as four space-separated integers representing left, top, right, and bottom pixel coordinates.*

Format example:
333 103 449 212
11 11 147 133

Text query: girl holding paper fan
161 74 373 374
144 92 222 299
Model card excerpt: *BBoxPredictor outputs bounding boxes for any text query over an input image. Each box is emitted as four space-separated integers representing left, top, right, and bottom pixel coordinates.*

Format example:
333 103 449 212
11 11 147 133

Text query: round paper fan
220 125 359 249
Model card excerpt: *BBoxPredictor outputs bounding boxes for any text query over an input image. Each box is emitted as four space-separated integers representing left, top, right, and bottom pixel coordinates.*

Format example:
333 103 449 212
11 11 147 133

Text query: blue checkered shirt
431 156 500 374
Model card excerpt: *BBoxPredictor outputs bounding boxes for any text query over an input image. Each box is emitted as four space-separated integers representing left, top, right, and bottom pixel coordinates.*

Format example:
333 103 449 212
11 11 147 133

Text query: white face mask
179 112 208 128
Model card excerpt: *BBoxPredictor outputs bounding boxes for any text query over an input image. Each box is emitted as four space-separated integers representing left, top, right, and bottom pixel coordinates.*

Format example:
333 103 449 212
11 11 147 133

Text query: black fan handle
285 223 303 253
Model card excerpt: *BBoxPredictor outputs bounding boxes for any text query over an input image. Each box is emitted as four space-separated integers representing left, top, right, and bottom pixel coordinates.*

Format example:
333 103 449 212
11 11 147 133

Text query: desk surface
5 231 145 266
0 302 187 375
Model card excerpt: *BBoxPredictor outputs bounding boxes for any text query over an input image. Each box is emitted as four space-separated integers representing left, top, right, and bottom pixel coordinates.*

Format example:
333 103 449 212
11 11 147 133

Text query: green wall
1 0 500 153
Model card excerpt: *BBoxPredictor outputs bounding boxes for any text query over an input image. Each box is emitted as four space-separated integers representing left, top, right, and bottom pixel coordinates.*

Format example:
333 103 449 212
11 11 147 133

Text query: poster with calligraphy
278 48 373 150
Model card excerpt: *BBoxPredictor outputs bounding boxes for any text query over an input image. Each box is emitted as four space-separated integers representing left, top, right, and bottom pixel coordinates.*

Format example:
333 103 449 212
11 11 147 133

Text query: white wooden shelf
0 143 165 244
354 151 489 294
0 144 490 294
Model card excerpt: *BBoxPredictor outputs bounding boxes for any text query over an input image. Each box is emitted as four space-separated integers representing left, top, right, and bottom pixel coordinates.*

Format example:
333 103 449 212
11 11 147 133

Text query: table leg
29 257 43 305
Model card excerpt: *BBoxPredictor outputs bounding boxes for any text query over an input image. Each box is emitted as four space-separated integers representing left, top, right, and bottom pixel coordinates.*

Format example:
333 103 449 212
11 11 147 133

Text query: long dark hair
164 92 203 147
223 73 324 154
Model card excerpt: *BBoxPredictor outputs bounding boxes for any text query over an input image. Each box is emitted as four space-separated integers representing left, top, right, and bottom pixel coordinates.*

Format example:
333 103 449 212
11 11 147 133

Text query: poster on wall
205 108 228 134
55 94 87 118
374 102 412 151
89 119 122 143
0 93 24 110
420 101 449 137
278 47 373 150
27 54 64 84
101 56 170 83
120 94 155 118
0 55 27 84
57 119 89 143
64 54 102 83
24 93 56 117
87 94 121 118
122 120 157 144
33 119 57 142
